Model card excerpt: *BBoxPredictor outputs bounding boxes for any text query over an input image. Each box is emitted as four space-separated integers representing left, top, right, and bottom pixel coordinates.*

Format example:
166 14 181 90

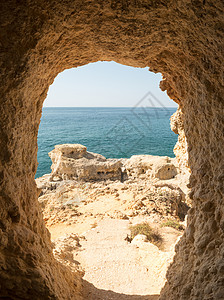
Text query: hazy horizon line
43 106 177 108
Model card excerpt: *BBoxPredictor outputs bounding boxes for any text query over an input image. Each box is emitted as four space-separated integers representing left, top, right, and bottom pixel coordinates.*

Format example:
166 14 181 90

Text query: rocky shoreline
46 143 178 182
36 144 190 225
36 144 190 297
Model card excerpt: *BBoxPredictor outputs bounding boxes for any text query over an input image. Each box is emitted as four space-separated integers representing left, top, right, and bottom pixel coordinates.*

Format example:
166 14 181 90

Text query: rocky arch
0 1 224 299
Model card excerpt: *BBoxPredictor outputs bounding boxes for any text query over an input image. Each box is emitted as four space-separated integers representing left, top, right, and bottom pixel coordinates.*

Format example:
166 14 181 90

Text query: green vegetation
161 218 184 231
129 222 163 247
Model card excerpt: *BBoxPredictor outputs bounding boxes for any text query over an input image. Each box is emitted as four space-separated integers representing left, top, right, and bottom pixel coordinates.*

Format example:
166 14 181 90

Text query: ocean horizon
36 107 178 178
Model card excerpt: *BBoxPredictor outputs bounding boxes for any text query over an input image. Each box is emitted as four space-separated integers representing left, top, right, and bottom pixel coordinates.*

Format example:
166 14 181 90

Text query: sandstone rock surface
49 144 122 181
0 1 223 299
124 155 177 180
170 108 191 201
47 144 178 183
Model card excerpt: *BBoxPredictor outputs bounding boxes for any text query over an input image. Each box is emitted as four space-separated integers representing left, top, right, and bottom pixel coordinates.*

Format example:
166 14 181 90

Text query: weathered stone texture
170 108 191 202
0 0 224 299
124 154 177 180
49 144 123 181
47 143 177 182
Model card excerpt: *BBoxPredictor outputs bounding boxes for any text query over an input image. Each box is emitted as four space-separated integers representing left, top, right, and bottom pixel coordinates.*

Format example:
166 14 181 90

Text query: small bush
161 219 184 231
129 222 163 247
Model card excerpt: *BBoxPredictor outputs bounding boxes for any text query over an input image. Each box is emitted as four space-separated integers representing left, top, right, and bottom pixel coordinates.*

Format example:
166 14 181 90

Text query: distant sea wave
36 107 177 178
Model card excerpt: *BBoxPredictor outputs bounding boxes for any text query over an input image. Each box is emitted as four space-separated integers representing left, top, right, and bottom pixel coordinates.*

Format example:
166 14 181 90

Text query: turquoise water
36 107 177 178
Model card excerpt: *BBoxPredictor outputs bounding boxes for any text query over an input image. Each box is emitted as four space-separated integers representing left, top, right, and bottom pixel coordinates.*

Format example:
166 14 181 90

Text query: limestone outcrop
124 155 177 180
49 144 122 181
47 144 178 183
36 145 189 224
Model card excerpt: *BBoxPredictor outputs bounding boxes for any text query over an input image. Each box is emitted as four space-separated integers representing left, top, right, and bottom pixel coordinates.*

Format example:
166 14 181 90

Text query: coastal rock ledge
47 143 178 182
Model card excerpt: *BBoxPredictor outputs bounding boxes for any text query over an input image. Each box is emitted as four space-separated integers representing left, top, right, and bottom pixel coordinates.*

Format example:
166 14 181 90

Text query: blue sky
44 61 177 107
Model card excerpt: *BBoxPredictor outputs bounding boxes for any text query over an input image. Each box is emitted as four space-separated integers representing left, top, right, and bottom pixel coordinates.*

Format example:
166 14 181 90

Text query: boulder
124 155 177 180
131 234 148 244
49 144 122 181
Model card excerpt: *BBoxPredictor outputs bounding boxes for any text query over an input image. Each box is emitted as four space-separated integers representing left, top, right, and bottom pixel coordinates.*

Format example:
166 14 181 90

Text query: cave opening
36 61 189 298
36 61 178 178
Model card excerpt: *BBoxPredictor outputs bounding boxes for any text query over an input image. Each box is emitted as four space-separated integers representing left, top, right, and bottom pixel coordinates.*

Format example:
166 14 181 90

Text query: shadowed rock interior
0 1 223 299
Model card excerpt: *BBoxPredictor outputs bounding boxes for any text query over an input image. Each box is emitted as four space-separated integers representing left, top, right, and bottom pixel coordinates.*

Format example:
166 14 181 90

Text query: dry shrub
161 218 184 231
129 222 163 247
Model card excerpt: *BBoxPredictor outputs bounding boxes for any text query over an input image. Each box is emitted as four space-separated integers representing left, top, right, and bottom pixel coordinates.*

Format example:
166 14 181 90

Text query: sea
36 107 178 178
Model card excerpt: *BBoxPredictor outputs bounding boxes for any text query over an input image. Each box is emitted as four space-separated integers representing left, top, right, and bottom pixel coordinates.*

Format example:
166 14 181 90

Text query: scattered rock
131 234 148 244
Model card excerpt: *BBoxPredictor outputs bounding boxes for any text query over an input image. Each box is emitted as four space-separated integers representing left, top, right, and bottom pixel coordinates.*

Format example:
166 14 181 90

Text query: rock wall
170 108 191 202
0 1 223 299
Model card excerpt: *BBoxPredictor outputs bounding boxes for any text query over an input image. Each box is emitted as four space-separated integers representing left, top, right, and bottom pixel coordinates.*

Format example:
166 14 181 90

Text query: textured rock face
49 144 123 181
0 1 224 299
170 108 191 201
124 155 177 180
53 233 84 275
47 144 177 182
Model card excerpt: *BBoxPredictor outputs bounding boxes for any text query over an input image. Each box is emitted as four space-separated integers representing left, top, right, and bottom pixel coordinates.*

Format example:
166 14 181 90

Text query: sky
44 61 177 107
